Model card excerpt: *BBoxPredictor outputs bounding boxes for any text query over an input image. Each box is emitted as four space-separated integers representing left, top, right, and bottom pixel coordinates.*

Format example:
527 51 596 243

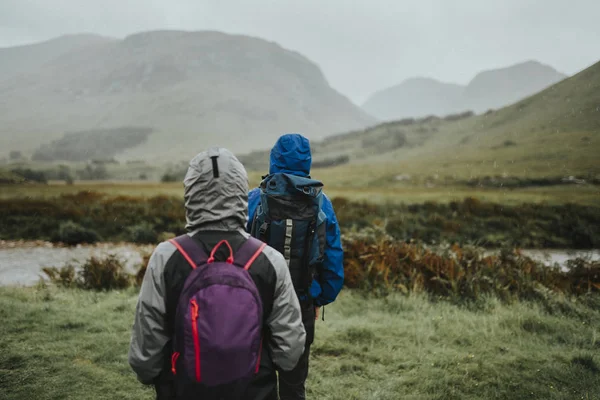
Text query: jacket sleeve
315 194 344 307
246 188 261 232
128 242 172 384
262 246 306 371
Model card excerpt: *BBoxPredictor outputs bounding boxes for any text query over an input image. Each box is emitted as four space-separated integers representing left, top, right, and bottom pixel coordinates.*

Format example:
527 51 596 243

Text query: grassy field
0 286 598 400
1 180 599 206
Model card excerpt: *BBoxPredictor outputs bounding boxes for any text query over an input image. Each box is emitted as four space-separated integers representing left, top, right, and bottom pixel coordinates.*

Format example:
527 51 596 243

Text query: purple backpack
168 234 266 393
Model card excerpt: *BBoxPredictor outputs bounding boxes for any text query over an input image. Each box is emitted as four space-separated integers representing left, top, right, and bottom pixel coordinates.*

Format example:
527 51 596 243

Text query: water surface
0 241 153 286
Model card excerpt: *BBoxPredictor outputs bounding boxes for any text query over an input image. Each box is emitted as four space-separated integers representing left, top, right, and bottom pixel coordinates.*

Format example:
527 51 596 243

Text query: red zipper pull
190 299 201 382
191 299 199 321
171 352 180 375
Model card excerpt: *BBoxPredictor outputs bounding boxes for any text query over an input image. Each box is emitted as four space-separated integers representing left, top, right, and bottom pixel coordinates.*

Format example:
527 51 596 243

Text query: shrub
43 255 132 291
54 221 101 245
41 265 76 288
76 164 109 180
161 172 180 182
10 168 47 183
135 252 152 287
9 151 25 161
127 222 159 244
78 255 131 291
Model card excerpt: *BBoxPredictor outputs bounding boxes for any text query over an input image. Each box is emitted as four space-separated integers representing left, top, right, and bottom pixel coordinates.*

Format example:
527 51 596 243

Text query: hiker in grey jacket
128 147 306 400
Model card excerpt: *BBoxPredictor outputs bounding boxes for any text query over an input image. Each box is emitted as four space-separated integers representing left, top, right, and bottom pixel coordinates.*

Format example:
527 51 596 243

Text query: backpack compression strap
168 234 209 269
234 237 267 271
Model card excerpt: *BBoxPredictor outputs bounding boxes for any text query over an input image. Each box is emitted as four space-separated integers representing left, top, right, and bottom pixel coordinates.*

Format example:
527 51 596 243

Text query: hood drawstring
210 156 219 178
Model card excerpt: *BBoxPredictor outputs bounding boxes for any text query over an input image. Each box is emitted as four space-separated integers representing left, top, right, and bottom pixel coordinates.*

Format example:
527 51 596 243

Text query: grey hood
183 147 248 232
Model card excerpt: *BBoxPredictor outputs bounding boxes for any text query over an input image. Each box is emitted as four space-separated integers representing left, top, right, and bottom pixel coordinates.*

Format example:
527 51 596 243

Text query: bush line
1 192 599 249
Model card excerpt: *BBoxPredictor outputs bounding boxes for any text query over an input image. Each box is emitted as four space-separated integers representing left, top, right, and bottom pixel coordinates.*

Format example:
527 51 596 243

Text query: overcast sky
1 0 599 104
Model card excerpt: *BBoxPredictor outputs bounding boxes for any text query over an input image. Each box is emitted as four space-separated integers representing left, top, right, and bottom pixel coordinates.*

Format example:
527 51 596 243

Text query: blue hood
269 134 312 177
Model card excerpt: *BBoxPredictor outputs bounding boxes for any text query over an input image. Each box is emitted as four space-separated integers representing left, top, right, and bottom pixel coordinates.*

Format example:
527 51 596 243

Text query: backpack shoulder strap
168 234 209 269
234 237 267 271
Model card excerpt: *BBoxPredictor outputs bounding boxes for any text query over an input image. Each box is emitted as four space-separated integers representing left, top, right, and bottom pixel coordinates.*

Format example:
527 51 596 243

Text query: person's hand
315 306 320 320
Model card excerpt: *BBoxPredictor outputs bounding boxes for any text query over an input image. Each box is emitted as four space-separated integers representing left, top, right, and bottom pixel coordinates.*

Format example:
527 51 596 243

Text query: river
0 241 154 286
519 249 600 271
0 241 598 287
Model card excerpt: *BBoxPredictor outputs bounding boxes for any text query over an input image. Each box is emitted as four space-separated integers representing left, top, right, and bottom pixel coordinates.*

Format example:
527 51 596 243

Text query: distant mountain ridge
302 59 599 183
0 30 375 162
363 60 568 120
0 34 115 79
362 77 464 121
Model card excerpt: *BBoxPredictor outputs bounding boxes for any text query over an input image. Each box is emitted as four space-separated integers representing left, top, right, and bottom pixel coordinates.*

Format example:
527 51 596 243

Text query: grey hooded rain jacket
128 147 306 400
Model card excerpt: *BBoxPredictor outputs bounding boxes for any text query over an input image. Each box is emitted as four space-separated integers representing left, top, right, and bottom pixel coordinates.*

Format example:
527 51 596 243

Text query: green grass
1 286 598 399
1 180 599 206
0 286 154 400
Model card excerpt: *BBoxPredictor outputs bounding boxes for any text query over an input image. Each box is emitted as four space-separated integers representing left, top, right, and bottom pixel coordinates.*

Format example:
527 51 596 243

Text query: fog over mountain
1 0 599 104
0 31 374 161
363 61 568 120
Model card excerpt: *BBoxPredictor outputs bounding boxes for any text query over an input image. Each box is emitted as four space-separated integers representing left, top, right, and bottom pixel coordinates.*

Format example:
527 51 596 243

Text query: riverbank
1 240 598 287
0 241 152 286
0 286 598 400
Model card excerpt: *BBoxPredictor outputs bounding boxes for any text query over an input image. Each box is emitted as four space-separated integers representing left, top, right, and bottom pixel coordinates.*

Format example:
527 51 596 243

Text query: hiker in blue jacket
247 133 344 400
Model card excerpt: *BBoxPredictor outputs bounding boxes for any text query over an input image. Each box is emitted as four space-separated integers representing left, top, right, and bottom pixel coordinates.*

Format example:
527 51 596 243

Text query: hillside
244 60 600 186
0 30 375 162
362 60 567 121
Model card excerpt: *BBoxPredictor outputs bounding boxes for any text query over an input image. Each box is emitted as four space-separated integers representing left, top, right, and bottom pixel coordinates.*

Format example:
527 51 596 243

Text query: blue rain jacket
247 134 344 306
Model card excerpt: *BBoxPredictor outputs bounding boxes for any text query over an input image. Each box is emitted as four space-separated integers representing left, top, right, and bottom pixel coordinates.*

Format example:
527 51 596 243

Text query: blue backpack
250 172 326 300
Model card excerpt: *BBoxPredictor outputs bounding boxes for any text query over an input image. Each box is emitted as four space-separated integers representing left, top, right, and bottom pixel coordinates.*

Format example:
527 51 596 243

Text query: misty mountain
256 59 597 184
461 60 568 113
0 34 115 79
0 30 375 162
362 60 567 120
361 78 464 121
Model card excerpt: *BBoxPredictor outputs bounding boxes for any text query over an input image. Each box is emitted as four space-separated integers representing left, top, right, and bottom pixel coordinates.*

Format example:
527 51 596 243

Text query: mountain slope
0 30 375 162
262 59 599 186
362 78 464 120
362 60 567 121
